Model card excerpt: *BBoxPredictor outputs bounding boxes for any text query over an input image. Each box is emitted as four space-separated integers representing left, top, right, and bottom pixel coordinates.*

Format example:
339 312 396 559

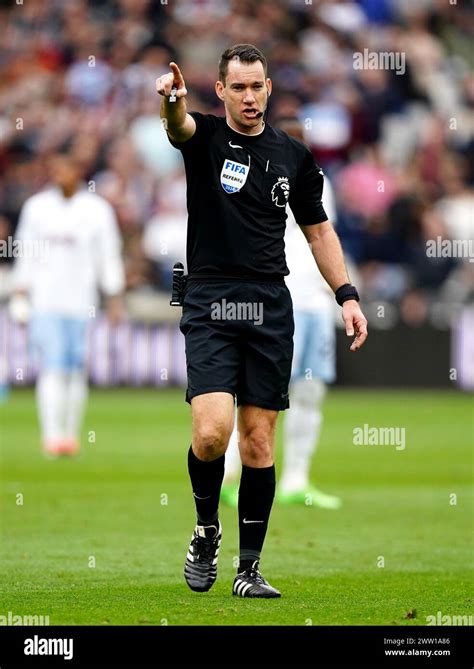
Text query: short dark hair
218 44 268 84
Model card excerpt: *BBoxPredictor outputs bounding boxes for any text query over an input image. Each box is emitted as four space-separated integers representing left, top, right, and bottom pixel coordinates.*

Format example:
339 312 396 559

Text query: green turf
0 387 472 626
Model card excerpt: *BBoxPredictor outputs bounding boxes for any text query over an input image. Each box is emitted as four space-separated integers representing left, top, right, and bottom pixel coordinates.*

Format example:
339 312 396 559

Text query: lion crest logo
271 176 290 208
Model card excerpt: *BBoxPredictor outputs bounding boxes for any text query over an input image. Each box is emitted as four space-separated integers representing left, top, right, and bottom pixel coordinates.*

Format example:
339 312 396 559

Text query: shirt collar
226 120 266 139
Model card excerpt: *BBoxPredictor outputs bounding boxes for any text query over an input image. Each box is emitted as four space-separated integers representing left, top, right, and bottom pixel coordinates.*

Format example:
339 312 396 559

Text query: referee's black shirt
169 112 328 279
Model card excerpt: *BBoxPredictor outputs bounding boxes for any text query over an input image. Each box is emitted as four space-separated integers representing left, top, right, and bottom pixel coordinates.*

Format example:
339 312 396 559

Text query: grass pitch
0 387 472 626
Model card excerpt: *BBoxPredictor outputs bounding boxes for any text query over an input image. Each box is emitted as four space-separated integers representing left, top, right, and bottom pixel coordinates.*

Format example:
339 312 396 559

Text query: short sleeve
167 112 217 153
289 149 328 226
96 200 125 296
11 198 37 291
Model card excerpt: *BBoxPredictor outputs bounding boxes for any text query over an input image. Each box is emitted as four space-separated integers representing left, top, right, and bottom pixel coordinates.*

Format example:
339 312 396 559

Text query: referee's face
216 60 272 134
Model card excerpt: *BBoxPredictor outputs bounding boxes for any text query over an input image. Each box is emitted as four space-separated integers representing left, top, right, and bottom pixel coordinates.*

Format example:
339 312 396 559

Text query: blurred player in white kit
11 152 125 457
221 118 341 510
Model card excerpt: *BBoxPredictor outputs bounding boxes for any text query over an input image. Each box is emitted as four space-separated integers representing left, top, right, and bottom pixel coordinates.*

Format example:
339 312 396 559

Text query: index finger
169 62 184 83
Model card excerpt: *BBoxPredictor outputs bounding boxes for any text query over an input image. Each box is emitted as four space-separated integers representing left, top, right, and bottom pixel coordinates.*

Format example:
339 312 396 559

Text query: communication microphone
170 262 185 306
255 90 271 120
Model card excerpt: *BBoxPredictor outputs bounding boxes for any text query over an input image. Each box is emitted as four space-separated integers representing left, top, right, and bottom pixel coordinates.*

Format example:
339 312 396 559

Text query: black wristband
335 283 360 306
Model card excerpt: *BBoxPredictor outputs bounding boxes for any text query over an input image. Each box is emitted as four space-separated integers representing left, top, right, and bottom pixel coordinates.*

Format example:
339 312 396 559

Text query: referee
156 44 368 598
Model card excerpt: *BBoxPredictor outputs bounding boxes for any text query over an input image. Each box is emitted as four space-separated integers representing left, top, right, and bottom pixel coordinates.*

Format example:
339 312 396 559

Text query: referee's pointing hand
156 62 188 99
342 300 368 352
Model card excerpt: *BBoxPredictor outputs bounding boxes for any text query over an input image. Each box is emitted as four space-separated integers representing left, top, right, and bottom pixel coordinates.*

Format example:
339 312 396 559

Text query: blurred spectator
94 137 155 231
142 172 187 289
65 53 116 107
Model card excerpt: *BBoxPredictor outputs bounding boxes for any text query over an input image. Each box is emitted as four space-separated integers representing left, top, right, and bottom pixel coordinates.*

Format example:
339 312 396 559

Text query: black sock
187 446 225 525
238 464 276 572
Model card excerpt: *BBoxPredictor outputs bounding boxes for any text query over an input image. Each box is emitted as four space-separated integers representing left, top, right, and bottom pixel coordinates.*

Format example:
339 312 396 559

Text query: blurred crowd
0 0 472 326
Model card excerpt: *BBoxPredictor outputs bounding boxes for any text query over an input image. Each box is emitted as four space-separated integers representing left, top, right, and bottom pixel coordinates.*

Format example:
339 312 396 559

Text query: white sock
280 378 326 493
224 408 241 483
65 369 88 441
36 370 68 443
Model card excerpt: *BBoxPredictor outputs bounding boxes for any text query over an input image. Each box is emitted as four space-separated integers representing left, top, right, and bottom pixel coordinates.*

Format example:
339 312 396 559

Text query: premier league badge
271 176 290 207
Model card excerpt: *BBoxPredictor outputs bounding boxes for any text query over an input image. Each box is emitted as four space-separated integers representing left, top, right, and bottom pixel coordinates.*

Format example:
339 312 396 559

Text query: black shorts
179 278 294 411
